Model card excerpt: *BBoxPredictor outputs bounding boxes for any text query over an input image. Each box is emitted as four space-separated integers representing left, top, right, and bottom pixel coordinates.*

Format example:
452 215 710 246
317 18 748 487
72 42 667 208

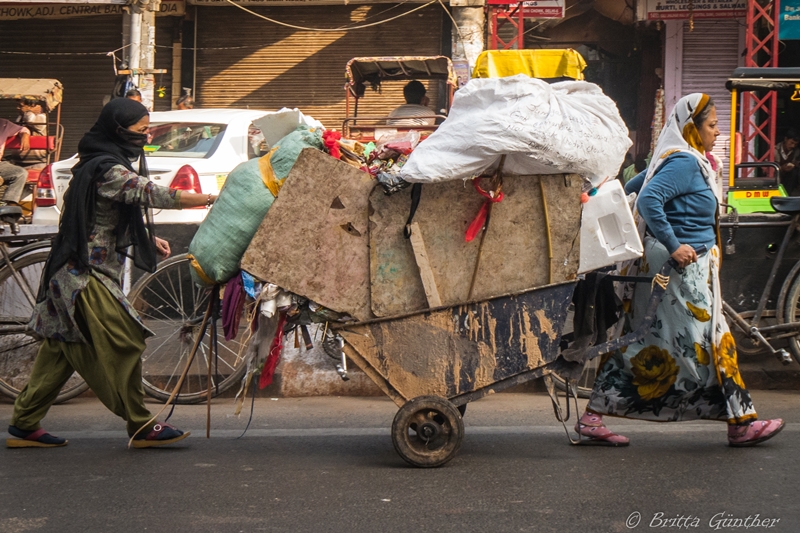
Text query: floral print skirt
586 237 758 425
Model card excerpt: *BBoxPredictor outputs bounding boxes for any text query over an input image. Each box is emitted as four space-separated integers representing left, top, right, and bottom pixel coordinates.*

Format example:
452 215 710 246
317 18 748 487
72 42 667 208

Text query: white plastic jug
578 179 643 274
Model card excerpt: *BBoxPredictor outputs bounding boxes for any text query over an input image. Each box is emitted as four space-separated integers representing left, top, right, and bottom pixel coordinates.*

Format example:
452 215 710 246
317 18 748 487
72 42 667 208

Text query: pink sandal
728 419 785 447
574 413 630 446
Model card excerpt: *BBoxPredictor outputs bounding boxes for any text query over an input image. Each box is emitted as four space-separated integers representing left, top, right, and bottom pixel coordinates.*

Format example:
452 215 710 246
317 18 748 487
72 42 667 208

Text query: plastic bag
400 76 631 185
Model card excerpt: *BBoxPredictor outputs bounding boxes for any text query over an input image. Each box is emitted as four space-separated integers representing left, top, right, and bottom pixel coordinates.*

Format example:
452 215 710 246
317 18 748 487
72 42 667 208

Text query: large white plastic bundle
400 75 631 185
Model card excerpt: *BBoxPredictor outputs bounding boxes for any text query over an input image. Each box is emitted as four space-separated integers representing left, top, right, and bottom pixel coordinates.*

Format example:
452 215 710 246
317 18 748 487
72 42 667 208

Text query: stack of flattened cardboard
241 148 583 322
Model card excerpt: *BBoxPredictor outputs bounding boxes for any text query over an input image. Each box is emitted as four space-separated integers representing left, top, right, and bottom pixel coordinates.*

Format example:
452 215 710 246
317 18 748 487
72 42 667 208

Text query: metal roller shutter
0 16 123 155
195 4 444 128
681 20 740 163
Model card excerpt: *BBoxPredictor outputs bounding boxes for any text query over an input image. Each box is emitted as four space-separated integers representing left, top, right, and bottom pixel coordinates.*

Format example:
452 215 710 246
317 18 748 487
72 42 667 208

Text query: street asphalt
1 391 798 533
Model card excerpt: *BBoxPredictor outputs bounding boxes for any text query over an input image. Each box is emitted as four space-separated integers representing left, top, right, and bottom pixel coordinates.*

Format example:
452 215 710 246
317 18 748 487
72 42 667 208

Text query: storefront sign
780 0 800 40
644 0 745 20
0 0 184 19
486 0 564 18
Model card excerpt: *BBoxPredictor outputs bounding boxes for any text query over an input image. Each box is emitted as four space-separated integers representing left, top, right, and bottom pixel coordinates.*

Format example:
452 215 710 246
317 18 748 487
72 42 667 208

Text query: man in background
388 81 435 126
776 128 800 195
0 119 31 206
176 94 194 110
125 88 142 102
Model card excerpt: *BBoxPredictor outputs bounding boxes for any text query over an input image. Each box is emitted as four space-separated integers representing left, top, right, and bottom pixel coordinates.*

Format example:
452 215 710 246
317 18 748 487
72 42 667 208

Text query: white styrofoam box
578 179 643 274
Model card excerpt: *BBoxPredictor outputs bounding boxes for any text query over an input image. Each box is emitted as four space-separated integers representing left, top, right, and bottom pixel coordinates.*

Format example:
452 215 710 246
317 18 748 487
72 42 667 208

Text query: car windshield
145 122 227 158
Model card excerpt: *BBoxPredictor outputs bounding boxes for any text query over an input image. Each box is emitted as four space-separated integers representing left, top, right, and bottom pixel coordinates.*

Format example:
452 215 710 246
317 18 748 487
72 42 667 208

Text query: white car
31 108 273 226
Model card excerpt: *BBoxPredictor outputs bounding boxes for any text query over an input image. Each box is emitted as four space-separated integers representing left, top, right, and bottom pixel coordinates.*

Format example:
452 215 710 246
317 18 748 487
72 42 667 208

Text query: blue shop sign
780 0 800 40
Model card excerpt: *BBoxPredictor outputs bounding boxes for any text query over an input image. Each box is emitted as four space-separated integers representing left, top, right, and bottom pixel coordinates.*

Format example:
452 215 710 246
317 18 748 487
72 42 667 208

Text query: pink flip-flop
728 419 785 447
574 414 630 446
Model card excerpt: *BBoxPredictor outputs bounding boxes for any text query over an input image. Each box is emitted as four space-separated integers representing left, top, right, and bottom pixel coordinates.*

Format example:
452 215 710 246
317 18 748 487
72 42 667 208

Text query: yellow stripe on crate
730 190 780 199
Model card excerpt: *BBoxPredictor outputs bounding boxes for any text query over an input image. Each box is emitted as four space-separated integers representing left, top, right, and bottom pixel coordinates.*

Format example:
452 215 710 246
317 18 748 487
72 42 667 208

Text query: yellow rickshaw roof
0 78 63 112
472 50 587 81
344 56 457 96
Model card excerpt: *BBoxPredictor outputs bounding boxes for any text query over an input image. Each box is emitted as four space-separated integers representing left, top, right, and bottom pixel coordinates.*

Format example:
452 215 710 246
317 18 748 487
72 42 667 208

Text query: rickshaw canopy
472 49 586 81
0 78 63 112
726 67 800 92
344 56 457 97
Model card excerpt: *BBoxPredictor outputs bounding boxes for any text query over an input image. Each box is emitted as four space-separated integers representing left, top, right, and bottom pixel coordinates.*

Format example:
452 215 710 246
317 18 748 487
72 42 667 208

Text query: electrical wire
221 0 438 31
0 43 131 56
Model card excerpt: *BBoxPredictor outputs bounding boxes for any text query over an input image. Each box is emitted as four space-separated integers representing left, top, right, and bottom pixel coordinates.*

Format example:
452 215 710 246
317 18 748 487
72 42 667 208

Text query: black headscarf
38 98 158 302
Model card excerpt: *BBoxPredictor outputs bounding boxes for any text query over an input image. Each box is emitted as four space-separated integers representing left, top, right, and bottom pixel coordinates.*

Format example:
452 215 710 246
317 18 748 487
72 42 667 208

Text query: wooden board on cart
241 148 376 321
369 174 583 317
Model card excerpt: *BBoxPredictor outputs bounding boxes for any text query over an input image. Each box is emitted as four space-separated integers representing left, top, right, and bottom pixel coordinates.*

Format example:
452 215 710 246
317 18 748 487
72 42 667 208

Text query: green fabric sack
189 158 275 287
188 126 325 287
271 125 324 180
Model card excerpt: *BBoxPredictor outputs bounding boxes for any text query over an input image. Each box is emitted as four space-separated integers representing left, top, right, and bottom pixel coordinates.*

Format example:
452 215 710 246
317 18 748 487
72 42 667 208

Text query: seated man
0 118 30 206
16 98 46 136
776 128 800 195
388 80 435 126
11 98 48 167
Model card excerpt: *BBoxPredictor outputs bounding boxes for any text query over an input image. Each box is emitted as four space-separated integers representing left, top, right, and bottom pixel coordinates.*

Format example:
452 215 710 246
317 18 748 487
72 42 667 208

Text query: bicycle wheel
128 254 250 404
0 251 89 402
782 273 800 364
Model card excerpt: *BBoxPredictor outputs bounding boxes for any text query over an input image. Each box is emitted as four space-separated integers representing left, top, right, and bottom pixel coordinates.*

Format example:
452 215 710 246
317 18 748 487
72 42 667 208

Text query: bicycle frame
721 207 800 363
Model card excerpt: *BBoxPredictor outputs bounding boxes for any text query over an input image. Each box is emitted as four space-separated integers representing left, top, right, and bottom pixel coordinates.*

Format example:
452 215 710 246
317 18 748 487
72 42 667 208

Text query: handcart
236 148 670 467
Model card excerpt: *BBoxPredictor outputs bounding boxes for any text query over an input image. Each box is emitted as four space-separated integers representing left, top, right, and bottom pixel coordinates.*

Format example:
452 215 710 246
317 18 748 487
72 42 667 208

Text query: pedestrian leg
66 277 156 436
0 161 28 204
10 338 77 431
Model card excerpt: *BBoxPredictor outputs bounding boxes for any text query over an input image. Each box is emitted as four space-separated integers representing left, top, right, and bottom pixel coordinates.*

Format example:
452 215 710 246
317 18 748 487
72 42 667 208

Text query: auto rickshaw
725 67 800 213
0 78 64 220
342 56 457 141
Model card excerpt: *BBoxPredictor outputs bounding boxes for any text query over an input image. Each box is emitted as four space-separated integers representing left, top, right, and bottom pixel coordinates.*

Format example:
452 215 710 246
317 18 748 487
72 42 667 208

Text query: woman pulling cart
7 98 216 448
575 93 784 447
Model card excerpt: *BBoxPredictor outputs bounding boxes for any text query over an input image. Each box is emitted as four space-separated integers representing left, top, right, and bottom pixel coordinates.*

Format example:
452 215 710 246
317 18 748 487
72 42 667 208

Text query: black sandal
6 425 68 448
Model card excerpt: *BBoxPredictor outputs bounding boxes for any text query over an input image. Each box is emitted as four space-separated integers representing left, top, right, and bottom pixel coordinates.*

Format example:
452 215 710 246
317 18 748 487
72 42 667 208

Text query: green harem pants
11 277 156 436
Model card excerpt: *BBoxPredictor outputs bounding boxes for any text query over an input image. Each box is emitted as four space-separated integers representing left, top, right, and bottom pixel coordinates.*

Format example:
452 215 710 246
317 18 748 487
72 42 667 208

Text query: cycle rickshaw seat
0 205 22 220
770 196 800 214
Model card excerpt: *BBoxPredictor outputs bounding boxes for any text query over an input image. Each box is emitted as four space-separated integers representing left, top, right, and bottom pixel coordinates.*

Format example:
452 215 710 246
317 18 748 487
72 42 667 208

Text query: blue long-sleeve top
623 152 717 254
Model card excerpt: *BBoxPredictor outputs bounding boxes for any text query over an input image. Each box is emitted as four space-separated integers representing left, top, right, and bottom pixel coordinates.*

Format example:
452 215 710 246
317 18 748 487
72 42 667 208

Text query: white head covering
640 93 716 198
616 93 718 300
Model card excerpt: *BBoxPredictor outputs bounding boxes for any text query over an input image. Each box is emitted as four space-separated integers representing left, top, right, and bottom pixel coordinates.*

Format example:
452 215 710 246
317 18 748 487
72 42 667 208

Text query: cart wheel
391 396 464 468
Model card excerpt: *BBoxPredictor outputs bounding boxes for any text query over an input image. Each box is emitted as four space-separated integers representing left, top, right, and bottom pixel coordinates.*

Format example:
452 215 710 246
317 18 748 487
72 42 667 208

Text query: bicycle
127 253 251 404
0 207 89 402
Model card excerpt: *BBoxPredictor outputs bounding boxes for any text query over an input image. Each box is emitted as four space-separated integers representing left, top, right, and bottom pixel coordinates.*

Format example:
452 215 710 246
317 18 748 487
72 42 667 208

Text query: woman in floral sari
575 93 784 447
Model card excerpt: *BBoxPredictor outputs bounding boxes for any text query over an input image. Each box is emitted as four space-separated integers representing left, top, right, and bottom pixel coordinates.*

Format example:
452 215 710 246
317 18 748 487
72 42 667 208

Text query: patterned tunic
30 165 182 343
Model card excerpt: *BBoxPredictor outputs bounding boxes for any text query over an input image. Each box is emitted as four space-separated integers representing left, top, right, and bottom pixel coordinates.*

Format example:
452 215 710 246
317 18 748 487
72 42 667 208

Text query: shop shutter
681 19 741 163
194 4 444 129
0 16 123 156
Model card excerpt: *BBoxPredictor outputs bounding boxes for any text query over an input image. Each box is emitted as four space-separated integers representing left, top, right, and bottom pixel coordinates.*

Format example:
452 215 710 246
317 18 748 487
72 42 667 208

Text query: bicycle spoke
141 328 181 363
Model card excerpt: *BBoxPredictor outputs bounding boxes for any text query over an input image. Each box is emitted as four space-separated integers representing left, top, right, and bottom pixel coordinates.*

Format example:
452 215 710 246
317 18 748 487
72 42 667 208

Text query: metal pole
129 10 142 75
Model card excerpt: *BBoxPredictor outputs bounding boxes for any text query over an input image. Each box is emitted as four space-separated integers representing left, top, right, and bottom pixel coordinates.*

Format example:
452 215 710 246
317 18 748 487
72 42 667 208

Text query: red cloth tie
259 313 288 389
465 179 504 242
